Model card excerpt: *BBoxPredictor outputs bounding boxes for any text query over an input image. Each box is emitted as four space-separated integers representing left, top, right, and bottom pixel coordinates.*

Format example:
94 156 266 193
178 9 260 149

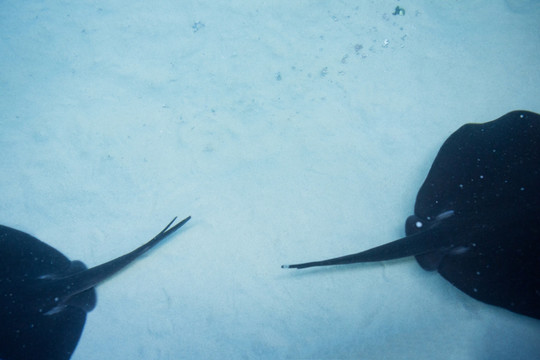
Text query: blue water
1 1 539 359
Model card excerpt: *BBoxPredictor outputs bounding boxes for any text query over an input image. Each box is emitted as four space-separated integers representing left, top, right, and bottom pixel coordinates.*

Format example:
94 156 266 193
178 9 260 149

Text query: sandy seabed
1 1 539 359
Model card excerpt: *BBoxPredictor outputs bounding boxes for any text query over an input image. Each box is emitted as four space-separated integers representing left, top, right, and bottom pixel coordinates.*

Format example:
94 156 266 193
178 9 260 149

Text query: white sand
1 1 539 359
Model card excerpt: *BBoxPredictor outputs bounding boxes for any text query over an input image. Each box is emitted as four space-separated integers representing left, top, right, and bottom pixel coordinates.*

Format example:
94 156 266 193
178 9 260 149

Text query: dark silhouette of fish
0 216 191 360
283 110 540 320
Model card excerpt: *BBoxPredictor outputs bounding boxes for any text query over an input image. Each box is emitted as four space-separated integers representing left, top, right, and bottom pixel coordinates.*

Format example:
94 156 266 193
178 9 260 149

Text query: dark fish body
283 111 540 320
0 216 190 360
